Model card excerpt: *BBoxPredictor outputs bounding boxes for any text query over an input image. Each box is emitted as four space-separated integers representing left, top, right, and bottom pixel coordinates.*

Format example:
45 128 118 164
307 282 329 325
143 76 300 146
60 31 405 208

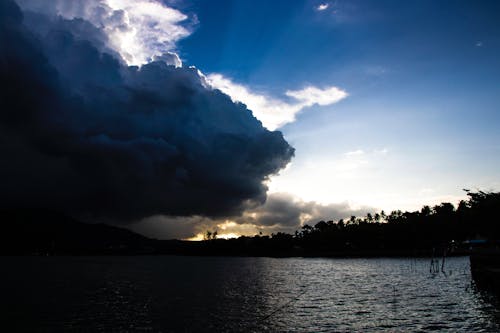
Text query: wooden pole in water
441 247 446 273
430 248 436 273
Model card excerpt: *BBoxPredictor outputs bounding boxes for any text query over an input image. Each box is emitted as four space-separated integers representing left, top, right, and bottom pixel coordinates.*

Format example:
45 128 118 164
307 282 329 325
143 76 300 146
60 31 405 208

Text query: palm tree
380 210 386 222
421 205 431 217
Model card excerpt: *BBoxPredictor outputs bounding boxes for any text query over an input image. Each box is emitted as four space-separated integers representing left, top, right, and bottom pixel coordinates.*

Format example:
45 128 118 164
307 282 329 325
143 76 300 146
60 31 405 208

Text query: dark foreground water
1 256 499 332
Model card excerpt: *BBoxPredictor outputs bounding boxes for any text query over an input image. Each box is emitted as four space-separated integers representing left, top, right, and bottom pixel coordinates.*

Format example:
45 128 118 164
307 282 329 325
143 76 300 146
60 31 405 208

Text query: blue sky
175 0 500 212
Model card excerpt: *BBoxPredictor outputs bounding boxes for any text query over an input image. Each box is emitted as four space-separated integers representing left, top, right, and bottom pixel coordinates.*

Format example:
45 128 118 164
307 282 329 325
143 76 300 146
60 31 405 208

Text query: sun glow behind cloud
104 0 190 65
267 149 387 207
180 193 377 241
267 147 469 214
186 221 261 241
18 0 192 66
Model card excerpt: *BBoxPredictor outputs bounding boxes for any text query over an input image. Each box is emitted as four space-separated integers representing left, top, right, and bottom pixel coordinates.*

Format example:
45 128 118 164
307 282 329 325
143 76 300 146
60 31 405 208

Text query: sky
178 0 500 209
1 0 500 240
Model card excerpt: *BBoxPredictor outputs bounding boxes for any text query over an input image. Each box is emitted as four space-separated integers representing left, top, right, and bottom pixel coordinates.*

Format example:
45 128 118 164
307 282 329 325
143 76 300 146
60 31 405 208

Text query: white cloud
344 149 365 156
207 74 347 130
285 86 347 106
18 0 192 66
343 148 388 157
105 0 190 65
316 3 330 11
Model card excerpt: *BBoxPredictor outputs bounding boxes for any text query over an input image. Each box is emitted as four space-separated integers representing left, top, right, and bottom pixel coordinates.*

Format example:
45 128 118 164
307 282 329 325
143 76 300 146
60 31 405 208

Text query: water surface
1 256 499 332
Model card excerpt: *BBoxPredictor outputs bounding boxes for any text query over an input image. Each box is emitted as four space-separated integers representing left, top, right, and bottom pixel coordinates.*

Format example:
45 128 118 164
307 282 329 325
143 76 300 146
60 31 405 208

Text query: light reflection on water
1 256 499 332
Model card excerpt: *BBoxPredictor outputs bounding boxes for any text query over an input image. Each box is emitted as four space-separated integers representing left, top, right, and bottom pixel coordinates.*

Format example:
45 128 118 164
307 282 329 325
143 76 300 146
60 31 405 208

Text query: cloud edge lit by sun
206 74 348 130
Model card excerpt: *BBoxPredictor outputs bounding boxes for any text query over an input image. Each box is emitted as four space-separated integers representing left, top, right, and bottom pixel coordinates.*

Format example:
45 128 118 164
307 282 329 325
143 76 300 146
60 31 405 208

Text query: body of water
1 256 499 332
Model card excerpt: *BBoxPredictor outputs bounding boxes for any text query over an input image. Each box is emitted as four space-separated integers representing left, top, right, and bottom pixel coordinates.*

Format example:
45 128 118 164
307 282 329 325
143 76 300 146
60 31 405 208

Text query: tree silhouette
193 190 500 257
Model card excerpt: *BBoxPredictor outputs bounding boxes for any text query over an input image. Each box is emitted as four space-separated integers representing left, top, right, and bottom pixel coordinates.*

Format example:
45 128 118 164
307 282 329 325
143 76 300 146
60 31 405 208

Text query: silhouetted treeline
201 190 500 257
285 190 499 255
1 190 499 256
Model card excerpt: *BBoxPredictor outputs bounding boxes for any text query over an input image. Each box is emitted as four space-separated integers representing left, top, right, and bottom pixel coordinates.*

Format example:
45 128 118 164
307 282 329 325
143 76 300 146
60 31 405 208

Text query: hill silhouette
0 209 153 255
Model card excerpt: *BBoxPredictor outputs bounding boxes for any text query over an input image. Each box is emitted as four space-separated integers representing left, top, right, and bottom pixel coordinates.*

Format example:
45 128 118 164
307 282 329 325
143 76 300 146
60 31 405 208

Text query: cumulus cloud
0 1 294 221
16 0 192 65
207 74 347 130
153 52 183 68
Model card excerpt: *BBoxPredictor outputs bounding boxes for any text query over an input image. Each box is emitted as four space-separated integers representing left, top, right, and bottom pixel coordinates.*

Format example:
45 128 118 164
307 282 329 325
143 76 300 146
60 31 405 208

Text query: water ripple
1 256 499 332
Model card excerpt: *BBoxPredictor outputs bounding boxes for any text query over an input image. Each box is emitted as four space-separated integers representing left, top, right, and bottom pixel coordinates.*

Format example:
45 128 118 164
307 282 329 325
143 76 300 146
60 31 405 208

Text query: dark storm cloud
0 1 294 221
